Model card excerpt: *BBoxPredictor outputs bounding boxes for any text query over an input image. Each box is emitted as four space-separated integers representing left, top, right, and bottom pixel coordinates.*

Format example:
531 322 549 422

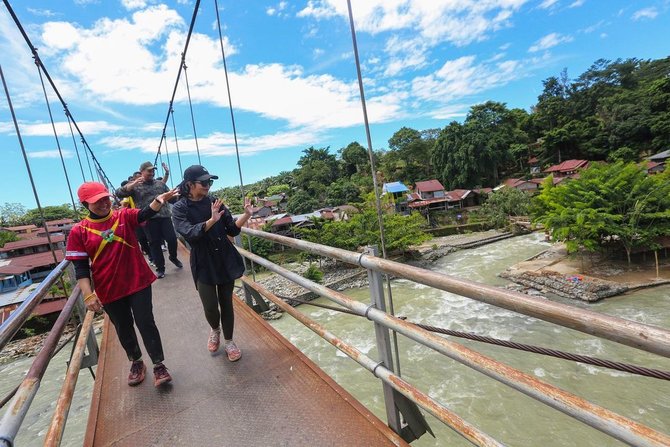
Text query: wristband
154 197 164 205
84 292 97 302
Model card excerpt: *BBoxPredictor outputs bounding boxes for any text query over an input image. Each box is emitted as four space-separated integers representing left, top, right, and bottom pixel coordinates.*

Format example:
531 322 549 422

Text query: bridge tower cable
2 0 116 193
182 57 202 165
1 65 72 298
161 132 174 188
152 0 202 168
346 0 402 377
33 57 79 215
214 0 257 281
170 107 184 175
65 110 87 182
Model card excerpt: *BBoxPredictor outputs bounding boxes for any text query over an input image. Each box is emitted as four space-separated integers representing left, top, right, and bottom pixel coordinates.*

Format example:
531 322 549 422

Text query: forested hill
213 56 669 214
3 57 668 224
219 57 670 217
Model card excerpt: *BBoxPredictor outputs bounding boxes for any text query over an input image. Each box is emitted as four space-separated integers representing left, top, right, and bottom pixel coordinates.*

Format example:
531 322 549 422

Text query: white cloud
632 8 658 21
298 0 529 80
121 0 147 10
99 128 330 157
528 32 573 52
411 55 525 105
0 120 122 137
569 0 585 8
27 9 58 18
538 0 559 9
28 150 74 159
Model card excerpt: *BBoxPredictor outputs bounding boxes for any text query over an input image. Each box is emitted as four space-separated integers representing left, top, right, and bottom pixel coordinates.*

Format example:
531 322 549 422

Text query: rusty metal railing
0 260 98 447
239 228 670 447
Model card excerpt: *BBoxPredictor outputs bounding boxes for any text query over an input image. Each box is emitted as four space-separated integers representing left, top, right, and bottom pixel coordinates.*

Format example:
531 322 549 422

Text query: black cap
183 165 219 182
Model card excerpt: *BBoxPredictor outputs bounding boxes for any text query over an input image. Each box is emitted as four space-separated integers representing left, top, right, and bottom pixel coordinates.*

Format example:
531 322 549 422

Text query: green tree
21 204 78 226
0 202 27 226
477 188 531 229
339 142 369 177
267 184 290 196
533 162 670 262
286 190 320 214
0 231 19 248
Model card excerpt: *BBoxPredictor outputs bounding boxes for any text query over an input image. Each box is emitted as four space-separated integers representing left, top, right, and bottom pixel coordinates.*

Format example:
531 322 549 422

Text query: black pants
196 281 235 340
144 217 178 271
135 226 151 258
104 286 164 364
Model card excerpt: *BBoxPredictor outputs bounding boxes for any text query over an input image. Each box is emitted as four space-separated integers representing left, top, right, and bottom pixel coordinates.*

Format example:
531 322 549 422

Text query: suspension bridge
1 0 670 446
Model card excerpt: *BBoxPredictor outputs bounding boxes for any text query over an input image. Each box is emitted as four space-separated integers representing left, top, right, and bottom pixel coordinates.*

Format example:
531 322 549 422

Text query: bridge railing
239 227 670 447
0 260 99 447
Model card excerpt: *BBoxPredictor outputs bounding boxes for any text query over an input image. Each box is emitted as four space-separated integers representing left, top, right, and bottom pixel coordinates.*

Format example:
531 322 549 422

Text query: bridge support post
66 263 98 370
365 246 433 443
365 246 402 432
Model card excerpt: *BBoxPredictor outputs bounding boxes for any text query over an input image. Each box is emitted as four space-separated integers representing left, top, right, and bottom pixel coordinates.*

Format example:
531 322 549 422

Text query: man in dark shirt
116 161 182 278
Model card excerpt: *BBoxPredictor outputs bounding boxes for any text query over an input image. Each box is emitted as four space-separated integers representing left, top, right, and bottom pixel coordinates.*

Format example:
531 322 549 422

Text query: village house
382 182 411 213
543 159 589 177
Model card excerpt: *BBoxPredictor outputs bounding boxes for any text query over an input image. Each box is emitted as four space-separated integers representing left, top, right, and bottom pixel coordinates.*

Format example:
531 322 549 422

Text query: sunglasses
196 179 214 187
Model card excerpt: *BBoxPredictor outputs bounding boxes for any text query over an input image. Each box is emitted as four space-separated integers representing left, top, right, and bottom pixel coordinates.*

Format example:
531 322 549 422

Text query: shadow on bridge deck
84 244 406 446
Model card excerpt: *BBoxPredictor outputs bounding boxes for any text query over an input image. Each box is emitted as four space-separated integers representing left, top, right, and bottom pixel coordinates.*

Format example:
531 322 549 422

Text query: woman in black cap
171 165 252 361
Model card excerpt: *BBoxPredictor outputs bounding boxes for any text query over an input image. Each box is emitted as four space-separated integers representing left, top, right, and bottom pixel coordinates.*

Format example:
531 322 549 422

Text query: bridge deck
84 244 406 446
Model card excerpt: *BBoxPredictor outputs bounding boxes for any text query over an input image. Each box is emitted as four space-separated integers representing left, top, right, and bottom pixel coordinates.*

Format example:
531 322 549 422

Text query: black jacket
171 196 244 286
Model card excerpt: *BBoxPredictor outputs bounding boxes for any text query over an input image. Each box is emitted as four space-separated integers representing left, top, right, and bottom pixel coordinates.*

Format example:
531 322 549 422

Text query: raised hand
210 198 226 223
162 162 169 173
158 187 180 203
243 197 253 216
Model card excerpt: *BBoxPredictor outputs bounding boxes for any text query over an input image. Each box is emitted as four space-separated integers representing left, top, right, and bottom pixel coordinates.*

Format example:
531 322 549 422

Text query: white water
270 233 670 446
1 233 669 446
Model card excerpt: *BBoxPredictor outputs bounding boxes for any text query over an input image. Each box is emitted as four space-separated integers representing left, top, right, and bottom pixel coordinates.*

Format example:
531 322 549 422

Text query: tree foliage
0 231 19 248
532 162 670 260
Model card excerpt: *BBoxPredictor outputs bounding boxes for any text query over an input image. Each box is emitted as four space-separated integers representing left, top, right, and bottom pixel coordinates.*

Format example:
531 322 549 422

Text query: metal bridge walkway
84 244 406 446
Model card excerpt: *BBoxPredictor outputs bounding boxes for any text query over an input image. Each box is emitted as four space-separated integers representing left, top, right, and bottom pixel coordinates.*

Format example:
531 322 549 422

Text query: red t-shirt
65 208 156 304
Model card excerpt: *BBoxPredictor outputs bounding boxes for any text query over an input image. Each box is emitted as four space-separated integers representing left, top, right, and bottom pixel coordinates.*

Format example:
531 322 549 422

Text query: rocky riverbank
500 243 670 302
0 316 105 364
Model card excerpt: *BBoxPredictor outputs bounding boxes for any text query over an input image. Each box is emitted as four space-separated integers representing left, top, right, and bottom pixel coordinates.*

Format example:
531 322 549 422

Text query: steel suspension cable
161 132 174 187
170 108 184 175
65 110 87 182
346 0 402 376
214 0 256 281
286 295 670 381
34 59 78 215
181 58 202 164
3 0 116 191
152 0 201 167
1 64 72 300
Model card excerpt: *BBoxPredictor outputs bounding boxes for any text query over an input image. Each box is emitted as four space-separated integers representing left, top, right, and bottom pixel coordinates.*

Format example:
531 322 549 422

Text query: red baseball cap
77 182 111 203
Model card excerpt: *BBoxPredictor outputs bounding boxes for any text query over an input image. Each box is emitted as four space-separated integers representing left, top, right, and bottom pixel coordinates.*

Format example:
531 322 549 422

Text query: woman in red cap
171 165 252 361
66 181 178 387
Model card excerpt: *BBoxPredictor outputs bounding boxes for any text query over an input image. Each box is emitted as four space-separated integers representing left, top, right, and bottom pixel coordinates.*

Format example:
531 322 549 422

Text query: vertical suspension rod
345 0 402 376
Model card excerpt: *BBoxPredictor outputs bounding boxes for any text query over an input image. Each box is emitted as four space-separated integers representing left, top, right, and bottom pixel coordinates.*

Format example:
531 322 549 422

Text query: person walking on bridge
171 165 252 361
66 181 178 387
116 161 182 278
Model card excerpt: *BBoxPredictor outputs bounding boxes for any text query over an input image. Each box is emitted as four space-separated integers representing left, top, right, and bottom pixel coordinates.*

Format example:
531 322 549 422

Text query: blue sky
1 0 669 209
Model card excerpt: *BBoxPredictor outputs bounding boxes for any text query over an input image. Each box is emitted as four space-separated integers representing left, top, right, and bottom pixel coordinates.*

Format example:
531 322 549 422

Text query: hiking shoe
169 257 183 268
153 363 172 386
156 270 165 279
128 360 146 386
224 341 242 362
208 328 221 353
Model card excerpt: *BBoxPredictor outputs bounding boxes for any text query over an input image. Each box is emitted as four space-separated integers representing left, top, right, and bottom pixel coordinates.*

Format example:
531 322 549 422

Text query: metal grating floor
84 243 407 446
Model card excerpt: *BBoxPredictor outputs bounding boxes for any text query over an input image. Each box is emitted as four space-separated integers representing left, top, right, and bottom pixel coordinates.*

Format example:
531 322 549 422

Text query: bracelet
84 292 97 302
154 197 164 205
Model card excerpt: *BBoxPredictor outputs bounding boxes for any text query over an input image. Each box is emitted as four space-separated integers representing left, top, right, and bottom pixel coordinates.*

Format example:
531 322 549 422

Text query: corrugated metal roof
382 182 409 193
415 179 444 192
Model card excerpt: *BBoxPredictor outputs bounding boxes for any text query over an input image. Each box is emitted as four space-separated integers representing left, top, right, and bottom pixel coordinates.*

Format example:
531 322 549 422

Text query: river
269 232 670 446
0 233 668 446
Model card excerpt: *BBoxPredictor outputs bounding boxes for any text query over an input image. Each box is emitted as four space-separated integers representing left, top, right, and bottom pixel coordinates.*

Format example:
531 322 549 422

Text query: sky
0 0 669 209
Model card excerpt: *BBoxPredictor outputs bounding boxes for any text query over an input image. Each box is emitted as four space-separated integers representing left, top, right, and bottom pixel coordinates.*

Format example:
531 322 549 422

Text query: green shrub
304 264 324 283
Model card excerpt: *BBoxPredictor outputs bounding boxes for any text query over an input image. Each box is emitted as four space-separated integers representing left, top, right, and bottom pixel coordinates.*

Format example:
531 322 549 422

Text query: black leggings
104 286 164 364
196 281 235 340
144 217 178 271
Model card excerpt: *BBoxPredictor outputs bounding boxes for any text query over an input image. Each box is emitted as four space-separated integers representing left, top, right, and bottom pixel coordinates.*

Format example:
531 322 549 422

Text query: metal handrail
237 233 670 447
242 227 670 358
44 309 95 446
0 260 70 351
243 277 504 447
0 280 82 447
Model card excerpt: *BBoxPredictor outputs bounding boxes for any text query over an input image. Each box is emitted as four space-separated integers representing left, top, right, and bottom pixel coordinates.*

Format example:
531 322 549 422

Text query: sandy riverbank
501 242 670 301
